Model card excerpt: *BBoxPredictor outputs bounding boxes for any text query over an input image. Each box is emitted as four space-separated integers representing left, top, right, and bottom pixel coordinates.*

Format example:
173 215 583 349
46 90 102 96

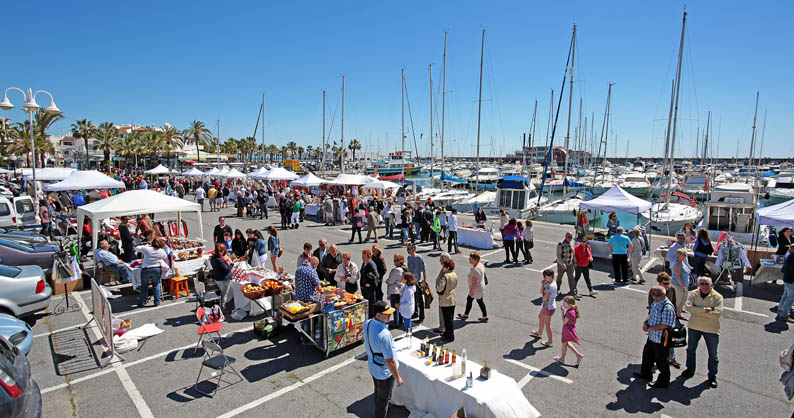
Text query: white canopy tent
328 174 378 185
223 168 247 179
44 170 126 191
216 167 230 177
579 185 652 214
22 167 75 181
259 167 299 181
204 167 220 176
290 172 329 187
181 167 204 177
756 199 794 226
247 167 269 179
362 180 401 190
76 190 203 251
144 164 171 175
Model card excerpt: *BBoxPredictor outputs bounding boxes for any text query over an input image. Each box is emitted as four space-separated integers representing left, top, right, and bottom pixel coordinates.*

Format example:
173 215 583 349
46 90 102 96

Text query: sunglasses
661 281 671 285
651 292 664 297
698 282 712 286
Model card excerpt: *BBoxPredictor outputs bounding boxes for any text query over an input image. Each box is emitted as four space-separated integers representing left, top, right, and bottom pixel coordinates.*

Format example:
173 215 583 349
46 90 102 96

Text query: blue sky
2 1 791 159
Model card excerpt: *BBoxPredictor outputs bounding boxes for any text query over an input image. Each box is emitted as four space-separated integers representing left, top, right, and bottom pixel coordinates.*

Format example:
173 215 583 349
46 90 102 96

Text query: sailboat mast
525 100 537 178
748 91 759 167
261 93 265 164
664 11 687 209
563 24 576 199
702 111 710 166
475 28 485 194
441 32 447 190
341 75 345 174
429 63 434 188
401 68 405 181
322 90 326 173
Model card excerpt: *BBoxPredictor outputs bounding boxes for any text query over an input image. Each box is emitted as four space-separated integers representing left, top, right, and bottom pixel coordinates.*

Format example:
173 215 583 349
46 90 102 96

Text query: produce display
167 238 205 250
322 286 364 308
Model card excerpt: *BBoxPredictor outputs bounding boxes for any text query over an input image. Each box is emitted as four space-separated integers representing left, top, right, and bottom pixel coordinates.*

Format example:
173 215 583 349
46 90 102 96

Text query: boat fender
769 227 778 248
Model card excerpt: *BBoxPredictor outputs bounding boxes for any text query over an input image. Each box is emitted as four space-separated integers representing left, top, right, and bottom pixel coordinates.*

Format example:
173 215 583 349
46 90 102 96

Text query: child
398 272 417 331
531 269 557 347
555 295 583 366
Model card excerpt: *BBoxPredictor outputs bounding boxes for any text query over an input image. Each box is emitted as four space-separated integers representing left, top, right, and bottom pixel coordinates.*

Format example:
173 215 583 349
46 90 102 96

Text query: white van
0 196 40 230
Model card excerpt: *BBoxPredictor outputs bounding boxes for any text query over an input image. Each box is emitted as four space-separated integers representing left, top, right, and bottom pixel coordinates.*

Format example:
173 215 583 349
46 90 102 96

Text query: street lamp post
0 87 60 207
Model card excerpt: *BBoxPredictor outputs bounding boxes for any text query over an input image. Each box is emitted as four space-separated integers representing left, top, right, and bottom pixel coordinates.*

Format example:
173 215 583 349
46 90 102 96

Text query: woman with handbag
267 226 282 271
459 251 487 322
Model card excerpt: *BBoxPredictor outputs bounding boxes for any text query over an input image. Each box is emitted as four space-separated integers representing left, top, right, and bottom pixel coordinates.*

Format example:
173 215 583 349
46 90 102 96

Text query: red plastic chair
194 307 223 355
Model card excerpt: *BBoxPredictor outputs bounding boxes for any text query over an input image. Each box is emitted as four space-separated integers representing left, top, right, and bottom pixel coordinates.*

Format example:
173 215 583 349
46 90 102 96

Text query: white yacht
697 182 767 246
620 174 653 197
467 167 501 189
451 191 496 213
682 173 710 201
640 192 703 236
535 190 602 225
767 174 794 205
482 177 547 220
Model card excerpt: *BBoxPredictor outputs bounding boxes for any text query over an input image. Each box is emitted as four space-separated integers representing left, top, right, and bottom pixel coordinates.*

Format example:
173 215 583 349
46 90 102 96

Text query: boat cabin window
499 190 527 210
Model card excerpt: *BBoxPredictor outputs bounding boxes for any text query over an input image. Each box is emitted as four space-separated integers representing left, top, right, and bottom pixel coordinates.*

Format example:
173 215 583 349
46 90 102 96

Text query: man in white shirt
447 209 460 254
665 232 686 271
195 186 205 211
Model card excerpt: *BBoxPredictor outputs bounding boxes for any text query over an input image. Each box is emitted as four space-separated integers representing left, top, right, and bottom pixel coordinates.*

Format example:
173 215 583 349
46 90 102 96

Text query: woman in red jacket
573 237 598 299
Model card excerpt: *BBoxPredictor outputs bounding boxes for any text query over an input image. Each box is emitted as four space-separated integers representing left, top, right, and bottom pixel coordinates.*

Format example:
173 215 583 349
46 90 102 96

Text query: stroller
246 202 261 218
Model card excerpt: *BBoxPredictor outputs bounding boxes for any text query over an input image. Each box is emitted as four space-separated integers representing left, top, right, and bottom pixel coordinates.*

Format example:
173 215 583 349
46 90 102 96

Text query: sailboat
640 11 704 235
536 190 602 224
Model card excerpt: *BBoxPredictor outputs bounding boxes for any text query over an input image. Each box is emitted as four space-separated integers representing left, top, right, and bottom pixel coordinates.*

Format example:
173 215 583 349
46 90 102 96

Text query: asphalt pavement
28 205 794 417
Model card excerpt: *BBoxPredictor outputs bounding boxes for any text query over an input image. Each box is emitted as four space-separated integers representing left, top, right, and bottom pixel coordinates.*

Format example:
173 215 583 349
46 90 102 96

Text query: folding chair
193 277 220 311
193 339 243 397
96 262 118 285
193 307 223 355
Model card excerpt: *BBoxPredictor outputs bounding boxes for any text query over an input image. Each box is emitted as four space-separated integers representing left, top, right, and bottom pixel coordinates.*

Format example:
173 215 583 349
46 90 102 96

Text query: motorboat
365 151 418 176
697 182 767 246
467 167 500 190
639 192 703 236
682 173 710 201
451 191 496 213
767 174 794 205
482 176 547 220
535 190 602 225
620 174 653 197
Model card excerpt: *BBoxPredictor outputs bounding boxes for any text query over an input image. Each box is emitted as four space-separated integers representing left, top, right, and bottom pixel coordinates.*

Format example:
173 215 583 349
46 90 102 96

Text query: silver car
0 265 52 318
0 335 42 418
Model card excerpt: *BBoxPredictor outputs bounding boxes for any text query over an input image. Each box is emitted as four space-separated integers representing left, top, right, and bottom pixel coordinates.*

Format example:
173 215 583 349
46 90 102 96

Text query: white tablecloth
229 282 267 316
589 240 612 259
305 204 322 217
128 255 210 290
752 259 783 285
456 228 496 249
392 337 539 418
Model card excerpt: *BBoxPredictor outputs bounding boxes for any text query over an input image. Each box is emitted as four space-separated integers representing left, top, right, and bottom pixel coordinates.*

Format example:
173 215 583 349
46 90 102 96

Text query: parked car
0 196 40 230
0 335 42 418
0 239 58 278
0 264 51 318
0 314 33 355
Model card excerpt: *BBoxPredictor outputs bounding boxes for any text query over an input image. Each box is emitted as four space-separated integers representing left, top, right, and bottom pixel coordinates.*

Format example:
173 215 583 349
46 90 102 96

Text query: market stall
457 226 497 249
45 170 126 192
230 263 293 319
279 284 368 357
76 189 203 251
304 204 322 217
579 185 652 259
391 337 540 417
144 164 171 175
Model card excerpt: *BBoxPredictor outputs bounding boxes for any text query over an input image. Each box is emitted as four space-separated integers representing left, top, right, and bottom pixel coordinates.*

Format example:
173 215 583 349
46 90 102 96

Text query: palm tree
242 136 257 163
220 137 237 156
183 120 211 163
162 125 184 169
306 145 314 161
95 122 120 171
118 131 143 169
297 146 305 160
280 146 288 162
71 119 97 168
332 145 348 169
348 138 361 162
286 141 298 159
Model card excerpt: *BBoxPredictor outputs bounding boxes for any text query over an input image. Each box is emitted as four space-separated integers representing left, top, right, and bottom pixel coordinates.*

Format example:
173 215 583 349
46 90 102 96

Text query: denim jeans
401 227 409 242
372 376 394 418
138 267 161 307
414 222 422 242
686 328 719 379
110 264 131 283
777 281 794 319
574 266 593 291
390 294 402 327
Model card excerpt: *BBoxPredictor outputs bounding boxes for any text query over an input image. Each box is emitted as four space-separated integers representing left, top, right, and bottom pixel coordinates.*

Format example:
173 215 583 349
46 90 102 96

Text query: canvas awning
756 199 794 226
181 167 204 177
328 174 378 185
290 172 329 187
76 190 203 251
22 167 75 181
259 167 299 181
223 168 247 179
579 185 651 214
44 170 126 191
144 164 171 175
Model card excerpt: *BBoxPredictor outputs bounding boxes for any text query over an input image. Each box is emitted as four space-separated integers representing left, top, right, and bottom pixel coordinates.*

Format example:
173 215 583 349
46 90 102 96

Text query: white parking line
505 358 573 386
641 257 658 273
117 299 191 317
734 282 743 312
609 283 768 318
526 263 556 274
217 354 365 418
73 293 155 418
481 249 502 258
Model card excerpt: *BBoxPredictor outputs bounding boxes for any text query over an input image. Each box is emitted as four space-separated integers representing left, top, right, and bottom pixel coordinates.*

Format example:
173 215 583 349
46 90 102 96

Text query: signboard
326 302 367 352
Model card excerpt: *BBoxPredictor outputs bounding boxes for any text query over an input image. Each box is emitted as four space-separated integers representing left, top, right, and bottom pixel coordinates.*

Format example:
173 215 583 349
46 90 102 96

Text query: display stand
51 256 82 315
291 300 368 358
